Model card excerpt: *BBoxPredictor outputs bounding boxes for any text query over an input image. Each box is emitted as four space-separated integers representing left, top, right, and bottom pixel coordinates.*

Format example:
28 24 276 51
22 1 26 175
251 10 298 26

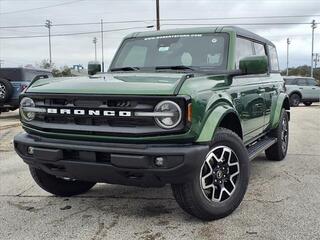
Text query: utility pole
311 20 317 77
156 0 160 30
100 19 105 72
314 53 320 69
286 38 290 76
93 37 97 61
45 20 52 67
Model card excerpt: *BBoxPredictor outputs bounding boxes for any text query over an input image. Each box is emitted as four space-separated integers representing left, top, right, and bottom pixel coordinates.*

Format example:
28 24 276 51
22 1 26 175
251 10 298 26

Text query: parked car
284 76 320 107
14 26 290 220
0 68 53 113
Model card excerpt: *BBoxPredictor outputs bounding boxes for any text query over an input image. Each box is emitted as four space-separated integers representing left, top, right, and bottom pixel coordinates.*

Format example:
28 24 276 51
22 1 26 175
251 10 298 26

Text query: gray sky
0 0 319 70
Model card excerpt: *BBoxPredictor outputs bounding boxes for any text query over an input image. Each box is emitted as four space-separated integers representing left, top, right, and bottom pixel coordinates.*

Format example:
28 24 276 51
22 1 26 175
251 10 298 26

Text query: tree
37 59 73 77
281 65 320 82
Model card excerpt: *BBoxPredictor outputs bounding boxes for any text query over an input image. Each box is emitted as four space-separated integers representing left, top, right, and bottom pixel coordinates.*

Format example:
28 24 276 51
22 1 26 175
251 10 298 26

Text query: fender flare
270 93 290 129
196 103 242 143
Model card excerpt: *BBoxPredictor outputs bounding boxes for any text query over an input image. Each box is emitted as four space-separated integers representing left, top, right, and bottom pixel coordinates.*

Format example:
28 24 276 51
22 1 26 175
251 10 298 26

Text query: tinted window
307 79 317 86
236 37 254 67
253 42 266 56
297 79 308 86
284 78 296 85
268 45 279 71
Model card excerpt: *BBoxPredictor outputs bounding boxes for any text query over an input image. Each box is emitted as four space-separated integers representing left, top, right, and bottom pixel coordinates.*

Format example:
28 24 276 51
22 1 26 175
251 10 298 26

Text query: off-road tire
303 102 312 106
289 93 301 107
265 109 289 161
171 128 250 221
30 167 96 197
0 78 13 103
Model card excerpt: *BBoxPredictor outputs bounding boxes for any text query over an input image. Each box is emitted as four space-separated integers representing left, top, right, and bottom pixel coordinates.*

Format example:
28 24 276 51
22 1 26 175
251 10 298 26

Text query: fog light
154 157 164 167
27 147 34 155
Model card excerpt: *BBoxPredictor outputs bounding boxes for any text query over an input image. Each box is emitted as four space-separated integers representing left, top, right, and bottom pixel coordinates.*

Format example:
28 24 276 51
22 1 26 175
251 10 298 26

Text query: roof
125 26 275 47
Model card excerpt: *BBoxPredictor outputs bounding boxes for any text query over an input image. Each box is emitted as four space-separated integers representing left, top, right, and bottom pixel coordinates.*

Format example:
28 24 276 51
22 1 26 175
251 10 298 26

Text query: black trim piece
173 73 194 95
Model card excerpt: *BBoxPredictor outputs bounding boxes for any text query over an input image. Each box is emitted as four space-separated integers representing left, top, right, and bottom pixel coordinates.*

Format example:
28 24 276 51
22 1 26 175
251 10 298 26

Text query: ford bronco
14 26 290 220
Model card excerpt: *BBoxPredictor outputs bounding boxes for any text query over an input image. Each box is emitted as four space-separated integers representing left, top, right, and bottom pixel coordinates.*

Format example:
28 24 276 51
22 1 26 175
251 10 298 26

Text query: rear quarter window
268 45 280 72
284 79 296 85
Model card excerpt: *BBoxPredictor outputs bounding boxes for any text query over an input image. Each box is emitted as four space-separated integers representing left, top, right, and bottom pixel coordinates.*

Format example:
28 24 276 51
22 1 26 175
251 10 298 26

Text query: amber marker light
187 103 192 122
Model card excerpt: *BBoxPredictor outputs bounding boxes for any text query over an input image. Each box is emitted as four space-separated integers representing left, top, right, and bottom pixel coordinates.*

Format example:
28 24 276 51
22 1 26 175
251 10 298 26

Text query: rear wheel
30 167 96 197
265 109 289 161
171 128 249 221
289 93 300 107
303 102 312 106
0 78 13 103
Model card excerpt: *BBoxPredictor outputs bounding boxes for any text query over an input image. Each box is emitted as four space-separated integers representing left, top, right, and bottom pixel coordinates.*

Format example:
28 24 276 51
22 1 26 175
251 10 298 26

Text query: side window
236 37 254 67
297 79 308 86
253 42 266 56
307 79 317 86
33 75 49 81
268 45 279 71
284 79 295 85
122 45 147 67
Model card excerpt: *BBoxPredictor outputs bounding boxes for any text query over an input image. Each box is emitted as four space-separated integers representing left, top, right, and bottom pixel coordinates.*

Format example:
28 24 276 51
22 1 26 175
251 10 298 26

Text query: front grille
25 94 188 136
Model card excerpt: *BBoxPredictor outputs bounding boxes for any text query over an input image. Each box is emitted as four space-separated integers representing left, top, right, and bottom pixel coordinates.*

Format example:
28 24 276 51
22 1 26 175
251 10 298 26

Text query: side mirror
239 56 268 75
88 61 101 75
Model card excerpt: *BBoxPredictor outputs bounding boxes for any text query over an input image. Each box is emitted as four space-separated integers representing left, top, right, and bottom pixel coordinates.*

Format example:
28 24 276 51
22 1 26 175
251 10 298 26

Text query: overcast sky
0 0 319 70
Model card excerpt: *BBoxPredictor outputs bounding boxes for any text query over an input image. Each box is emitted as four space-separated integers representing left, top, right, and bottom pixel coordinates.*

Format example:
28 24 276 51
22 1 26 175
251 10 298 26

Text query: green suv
284 76 320 107
14 26 290 220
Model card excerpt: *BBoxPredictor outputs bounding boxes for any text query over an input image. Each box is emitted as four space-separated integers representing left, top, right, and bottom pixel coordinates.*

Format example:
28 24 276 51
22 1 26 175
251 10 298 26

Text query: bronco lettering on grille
47 108 132 117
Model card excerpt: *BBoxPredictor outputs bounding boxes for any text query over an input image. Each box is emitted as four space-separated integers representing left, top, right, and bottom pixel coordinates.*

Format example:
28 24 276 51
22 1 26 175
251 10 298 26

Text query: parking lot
0 105 319 240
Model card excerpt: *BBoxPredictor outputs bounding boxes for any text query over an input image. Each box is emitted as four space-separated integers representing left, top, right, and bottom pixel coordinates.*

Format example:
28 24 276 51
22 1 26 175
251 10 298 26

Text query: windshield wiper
110 67 140 72
155 65 196 71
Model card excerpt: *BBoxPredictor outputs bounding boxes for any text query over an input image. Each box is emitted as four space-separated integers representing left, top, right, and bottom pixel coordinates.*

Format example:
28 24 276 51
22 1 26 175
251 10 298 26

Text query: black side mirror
239 55 268 75
88 61 101 75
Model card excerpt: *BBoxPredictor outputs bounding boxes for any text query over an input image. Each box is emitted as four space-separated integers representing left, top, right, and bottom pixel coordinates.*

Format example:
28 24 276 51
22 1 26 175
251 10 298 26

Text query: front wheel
289 93 301 107
30 167 96 197
172 128 249 221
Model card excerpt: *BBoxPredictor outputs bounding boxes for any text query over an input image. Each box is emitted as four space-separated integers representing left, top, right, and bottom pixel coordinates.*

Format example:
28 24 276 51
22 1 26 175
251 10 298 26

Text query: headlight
154 100 182 129
20 97 36 121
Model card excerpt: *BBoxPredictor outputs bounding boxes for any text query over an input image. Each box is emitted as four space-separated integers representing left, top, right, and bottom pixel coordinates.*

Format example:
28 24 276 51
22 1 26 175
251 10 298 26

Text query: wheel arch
196 104 243 143
270 93 290 129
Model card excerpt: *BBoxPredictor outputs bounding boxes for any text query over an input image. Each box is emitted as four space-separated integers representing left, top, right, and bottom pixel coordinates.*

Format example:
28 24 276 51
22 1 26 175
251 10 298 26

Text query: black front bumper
14 133 208 187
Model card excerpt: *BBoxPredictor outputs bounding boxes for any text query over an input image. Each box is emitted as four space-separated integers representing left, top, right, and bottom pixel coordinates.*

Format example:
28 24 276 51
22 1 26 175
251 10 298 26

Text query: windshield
110 33 228 72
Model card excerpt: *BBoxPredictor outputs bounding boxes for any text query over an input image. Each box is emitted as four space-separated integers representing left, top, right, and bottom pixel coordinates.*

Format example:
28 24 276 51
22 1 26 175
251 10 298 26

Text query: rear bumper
14 133 208 187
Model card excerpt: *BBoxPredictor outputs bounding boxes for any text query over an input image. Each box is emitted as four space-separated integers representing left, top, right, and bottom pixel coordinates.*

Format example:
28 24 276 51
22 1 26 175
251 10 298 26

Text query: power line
0 0 86 15
1 14 320 29
0 26 152 39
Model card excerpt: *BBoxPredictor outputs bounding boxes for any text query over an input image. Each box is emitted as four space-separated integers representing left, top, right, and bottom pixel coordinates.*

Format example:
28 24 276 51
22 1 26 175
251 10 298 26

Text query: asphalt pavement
0 105 319 240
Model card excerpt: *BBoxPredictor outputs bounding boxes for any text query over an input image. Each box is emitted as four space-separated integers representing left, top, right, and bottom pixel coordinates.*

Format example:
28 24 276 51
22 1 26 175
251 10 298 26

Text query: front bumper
14 133 208 187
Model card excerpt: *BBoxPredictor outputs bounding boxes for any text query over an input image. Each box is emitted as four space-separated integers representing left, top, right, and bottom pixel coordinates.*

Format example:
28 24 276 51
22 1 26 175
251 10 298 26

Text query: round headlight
154 100 182 129
20 97 35 121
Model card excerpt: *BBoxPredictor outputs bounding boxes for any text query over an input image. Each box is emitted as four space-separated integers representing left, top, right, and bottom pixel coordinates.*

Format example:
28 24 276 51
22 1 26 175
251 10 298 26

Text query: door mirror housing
88 61 101 76
239 56 268 75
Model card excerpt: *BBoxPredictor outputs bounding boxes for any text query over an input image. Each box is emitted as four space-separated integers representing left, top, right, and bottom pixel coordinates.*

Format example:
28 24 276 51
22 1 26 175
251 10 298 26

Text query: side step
247 137 277 161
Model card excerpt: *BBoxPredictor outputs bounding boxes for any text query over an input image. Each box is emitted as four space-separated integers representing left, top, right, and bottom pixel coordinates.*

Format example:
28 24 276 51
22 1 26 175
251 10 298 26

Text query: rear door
306 79 320 101
296 78 309 100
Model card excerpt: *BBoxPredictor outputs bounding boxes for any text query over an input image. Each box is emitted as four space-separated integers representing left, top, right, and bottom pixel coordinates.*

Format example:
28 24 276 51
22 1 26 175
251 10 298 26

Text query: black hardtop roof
125 26 275 47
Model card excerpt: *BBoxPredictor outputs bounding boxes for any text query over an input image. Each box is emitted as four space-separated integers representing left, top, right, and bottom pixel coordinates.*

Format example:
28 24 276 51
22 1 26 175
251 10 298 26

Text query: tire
0 78 13 103
29 167 96 197
265 109 289 161
289 93 300 107
303 102 312 106
171 128 250 221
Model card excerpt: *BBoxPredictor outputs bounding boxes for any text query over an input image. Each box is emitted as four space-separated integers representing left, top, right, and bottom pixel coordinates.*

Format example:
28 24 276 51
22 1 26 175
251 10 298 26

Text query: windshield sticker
211 38 218 43
144 34 202 41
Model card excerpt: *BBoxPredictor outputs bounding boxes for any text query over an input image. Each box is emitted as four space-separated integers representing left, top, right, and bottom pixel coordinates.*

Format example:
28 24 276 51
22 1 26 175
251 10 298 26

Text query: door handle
258 87 266 93
299 87 303 89
312 87 316 89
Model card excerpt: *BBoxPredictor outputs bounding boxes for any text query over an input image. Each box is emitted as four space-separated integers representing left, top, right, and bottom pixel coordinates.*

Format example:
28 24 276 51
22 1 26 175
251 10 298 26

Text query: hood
27 72 187 95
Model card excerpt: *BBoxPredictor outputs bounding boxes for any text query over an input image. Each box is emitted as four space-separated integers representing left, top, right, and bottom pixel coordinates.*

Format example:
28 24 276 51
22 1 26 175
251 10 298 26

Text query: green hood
27 73 186 95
